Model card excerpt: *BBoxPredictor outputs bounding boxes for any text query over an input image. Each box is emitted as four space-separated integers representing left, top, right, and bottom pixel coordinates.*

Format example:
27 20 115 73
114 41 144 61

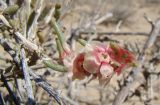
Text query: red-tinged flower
107 43 134 63
82 43 111 73
72 53 91 80
72 42 113 80
68 42 135 85
107 43 135 74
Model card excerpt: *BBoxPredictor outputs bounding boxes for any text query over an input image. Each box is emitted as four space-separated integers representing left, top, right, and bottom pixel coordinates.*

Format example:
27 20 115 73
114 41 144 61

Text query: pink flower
71 42 135 85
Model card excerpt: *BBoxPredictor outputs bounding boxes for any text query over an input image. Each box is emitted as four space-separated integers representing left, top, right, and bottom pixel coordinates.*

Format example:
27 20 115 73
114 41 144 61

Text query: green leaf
43 60 68 72
3 5 19 16
54 3 61 21
77 38 87 46
50 19 65 49
55 37 63 59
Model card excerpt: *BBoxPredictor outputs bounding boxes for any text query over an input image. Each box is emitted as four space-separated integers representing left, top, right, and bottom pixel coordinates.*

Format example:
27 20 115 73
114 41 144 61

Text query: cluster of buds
69 42 135 85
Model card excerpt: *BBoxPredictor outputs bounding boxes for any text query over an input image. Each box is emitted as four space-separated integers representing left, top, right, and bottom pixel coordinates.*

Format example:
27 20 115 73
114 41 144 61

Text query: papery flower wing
82 42 106 73
98 63 114 86
83 52 101 73
107 43 136 75
100 63 114 78
107 43 135 64
72 53 90 80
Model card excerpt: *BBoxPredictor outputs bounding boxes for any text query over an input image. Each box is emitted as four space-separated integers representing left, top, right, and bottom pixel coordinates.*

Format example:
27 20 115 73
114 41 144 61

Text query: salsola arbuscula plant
4 1 160 105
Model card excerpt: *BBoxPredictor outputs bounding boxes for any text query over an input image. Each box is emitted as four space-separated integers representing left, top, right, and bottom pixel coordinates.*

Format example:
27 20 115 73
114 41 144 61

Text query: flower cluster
71 42 135 85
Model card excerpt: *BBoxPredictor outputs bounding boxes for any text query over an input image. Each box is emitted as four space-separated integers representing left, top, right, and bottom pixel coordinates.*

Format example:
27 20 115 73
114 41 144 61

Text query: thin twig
0 93 5 105
20 48 35 105
115 20 123 32
79 31 149 36
0 15 39 52
85 12 113 28
68 30 149 46
29 70 63 105
145 63 155 105
27 0 44 39
22 0 31 37
1 74 20 105
14 31 39 52
0 37 20 65
13 74 24 102
44 7 55 24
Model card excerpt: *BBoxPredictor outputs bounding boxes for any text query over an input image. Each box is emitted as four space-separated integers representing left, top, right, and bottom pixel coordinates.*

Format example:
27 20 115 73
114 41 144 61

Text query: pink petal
100 63 114 78
83 53 101 73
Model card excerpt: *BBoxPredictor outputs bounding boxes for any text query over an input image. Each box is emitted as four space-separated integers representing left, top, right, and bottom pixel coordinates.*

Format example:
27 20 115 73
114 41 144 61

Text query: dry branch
14 31 39 52
113 18 160 105
20 48 35 105
1 74 20 105
0 14 39 52
27 0 44 39
79 31 149 36
0 36 63 105
29 70 63 105
0 93 5 105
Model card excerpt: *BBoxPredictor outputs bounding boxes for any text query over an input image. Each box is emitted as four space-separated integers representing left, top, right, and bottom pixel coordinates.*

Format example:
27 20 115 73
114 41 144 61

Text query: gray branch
20 48 35 105
113 18 160 105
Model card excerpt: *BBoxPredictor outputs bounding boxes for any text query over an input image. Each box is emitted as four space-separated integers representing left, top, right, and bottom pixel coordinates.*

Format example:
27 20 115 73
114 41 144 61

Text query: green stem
77 38 87 46
50 19 65 49
55 37 63 59
43 60 68 72
54 3 61 21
